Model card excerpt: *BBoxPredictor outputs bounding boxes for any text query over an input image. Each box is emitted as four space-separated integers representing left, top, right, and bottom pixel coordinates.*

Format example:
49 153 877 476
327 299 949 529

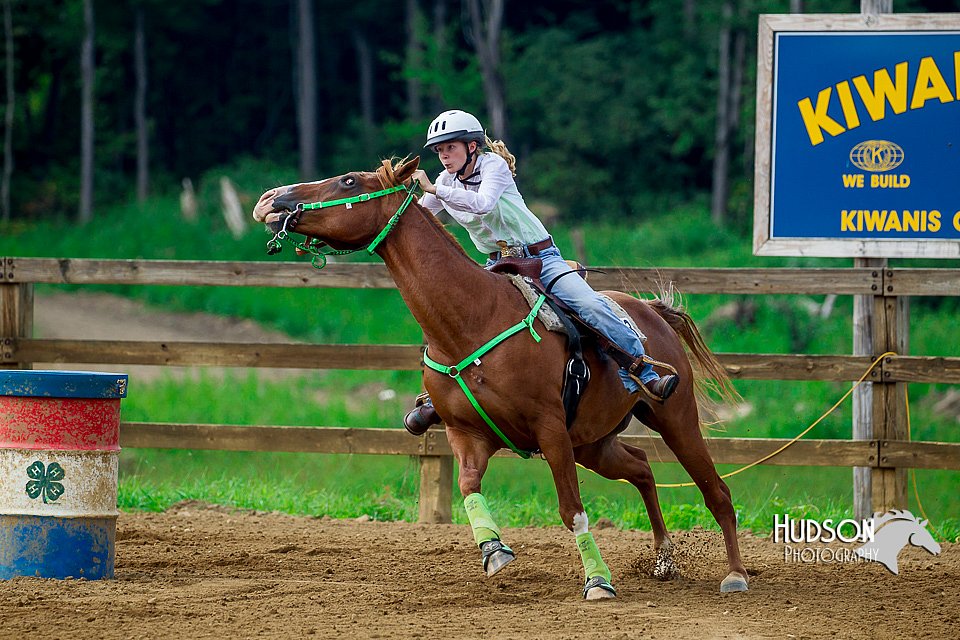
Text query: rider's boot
644 374 679 400
403 392 442 436
627 358 679 401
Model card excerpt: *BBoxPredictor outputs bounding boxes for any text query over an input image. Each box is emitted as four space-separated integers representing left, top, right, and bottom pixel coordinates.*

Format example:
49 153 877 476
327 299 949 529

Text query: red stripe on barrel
0 397 121 451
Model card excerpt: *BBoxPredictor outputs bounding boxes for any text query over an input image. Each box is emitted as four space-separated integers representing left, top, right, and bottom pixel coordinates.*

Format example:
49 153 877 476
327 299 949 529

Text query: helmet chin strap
456 143 481 185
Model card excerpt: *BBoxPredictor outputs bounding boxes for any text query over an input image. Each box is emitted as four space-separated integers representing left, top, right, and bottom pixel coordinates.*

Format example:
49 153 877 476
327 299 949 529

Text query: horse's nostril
278 191 304 211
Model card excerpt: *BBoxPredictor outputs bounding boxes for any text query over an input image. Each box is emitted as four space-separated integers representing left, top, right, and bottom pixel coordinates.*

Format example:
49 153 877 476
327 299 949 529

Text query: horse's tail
645 283 742 412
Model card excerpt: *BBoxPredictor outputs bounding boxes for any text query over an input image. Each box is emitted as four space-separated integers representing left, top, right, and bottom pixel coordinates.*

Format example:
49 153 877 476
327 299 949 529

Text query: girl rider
403 110 678 435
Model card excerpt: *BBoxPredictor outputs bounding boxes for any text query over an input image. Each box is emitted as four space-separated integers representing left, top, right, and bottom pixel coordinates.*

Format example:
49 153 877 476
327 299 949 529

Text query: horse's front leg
538 425 617 601
446 428 515 577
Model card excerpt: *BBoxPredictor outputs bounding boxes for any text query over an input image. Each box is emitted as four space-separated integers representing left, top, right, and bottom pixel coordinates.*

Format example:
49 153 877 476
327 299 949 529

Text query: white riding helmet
424 110 486 149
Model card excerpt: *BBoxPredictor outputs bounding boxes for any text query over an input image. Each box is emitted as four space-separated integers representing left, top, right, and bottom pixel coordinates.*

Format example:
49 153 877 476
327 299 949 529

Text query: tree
134 3 148 202
353 30 375 158
711 0 747 225
405 0 423 120
430 0 448 113
296 0 317 179
79 0 94 224
465 0 507 141
2 0 13 223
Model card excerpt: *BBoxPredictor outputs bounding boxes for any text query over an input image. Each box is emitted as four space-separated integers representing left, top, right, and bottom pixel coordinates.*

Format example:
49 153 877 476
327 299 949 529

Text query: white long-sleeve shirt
418 153 550 254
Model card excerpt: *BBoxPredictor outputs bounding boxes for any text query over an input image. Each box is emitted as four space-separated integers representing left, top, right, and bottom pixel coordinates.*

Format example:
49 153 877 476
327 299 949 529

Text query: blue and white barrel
0 370 127 579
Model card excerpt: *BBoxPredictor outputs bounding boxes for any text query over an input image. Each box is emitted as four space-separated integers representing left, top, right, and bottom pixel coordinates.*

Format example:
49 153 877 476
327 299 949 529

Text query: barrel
0 370 127 579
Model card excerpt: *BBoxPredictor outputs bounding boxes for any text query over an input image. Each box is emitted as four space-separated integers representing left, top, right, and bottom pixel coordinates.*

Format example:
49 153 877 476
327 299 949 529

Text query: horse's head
908 520 941 556
859 510 942 574
252 156 420 250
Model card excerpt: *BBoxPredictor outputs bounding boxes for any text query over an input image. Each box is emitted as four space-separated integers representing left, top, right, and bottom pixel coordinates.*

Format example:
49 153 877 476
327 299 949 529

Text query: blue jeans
487 245 658 393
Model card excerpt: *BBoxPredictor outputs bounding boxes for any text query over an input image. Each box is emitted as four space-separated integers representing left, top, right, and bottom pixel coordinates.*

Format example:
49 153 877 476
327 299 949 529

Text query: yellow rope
582 351 897 489
905 387 943 538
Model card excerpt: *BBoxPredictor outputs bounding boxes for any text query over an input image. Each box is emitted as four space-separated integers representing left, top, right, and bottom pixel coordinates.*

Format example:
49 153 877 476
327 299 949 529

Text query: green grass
117 448 960 542
2 181 958 542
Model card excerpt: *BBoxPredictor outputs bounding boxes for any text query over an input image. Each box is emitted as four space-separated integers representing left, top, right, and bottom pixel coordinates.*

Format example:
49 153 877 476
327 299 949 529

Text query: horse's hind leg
574 419 678 581
642 402 749 593
446 429 516 577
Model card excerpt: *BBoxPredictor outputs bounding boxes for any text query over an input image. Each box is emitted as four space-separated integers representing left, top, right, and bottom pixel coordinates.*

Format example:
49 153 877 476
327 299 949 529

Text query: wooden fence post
872 291 908 513
417 453 453 524
853 257 884 520
0 259 33 370
852 0 898 522
414 328 454 523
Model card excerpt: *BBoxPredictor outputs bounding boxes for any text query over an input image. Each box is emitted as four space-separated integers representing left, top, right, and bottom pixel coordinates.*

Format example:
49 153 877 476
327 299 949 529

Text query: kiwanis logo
774 510 940 574
849 139 904 172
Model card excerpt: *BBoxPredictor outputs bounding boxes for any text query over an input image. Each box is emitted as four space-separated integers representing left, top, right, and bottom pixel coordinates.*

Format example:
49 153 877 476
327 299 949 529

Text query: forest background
6 0 957 225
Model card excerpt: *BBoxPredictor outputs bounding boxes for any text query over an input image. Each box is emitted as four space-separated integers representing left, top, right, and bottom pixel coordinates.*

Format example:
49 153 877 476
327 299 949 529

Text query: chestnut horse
252 157 749 598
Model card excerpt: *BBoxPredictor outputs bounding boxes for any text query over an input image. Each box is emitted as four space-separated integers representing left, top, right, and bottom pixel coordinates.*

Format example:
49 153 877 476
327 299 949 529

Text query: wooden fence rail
3 257 960 295
2 257 959 523
5 339 960 383
117 423 960 471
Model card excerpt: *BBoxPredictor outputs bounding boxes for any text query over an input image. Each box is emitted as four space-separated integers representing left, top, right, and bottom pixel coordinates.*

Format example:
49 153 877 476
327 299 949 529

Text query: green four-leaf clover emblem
25 461 66 504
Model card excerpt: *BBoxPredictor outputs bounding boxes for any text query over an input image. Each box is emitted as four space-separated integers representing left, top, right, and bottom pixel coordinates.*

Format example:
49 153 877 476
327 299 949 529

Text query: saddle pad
505 274 646 342
506 274 565 333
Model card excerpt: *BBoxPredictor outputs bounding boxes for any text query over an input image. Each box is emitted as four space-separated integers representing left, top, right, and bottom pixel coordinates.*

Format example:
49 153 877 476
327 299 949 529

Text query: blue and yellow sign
757 16 960 257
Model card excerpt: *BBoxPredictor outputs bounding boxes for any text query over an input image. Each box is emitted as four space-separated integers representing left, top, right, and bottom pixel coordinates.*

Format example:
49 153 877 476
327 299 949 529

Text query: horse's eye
341 176 356 187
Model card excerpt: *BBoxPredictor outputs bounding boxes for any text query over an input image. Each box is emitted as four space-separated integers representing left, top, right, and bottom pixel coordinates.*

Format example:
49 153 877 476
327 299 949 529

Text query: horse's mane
375 156 474 262
872 509 920 530
375 157 405 188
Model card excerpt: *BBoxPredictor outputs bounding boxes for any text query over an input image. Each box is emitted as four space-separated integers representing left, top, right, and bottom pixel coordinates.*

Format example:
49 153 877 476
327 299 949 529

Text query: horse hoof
720 572 749 593
585 586 617 601
484 550 515 577
653 541 679 580
653 560 679 581
583 576 617 600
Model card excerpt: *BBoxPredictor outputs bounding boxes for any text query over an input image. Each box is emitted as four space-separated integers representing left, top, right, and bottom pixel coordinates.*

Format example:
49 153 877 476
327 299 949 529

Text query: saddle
489 257 647 429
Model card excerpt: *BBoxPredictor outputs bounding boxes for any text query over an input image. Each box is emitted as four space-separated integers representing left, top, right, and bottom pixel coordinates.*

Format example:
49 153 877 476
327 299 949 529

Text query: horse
855 510 941 574
252 156 750 598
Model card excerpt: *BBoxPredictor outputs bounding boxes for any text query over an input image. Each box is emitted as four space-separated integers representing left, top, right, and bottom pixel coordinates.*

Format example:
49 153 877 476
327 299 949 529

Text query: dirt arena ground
1 502 956 639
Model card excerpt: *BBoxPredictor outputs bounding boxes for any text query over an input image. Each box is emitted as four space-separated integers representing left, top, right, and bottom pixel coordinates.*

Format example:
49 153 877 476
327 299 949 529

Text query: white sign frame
753 13 960 259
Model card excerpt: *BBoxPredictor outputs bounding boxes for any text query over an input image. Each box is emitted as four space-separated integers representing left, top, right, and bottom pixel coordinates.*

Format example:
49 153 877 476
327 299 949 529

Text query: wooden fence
2 257 959 523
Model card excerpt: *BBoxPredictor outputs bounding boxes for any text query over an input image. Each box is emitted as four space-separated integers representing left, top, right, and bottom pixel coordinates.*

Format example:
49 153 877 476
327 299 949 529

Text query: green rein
423 295 547 459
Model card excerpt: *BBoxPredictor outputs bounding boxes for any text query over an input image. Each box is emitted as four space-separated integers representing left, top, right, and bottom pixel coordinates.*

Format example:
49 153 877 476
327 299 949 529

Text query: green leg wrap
576 532 612 582
464 493 501 546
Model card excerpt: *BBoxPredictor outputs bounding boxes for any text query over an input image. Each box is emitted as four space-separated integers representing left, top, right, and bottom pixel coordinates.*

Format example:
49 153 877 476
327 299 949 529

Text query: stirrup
583 575 617 599
628 371 680 402
626 354 679 402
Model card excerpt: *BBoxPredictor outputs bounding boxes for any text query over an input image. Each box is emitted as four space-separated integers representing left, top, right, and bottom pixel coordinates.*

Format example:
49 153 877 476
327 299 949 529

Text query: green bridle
265 181 419 269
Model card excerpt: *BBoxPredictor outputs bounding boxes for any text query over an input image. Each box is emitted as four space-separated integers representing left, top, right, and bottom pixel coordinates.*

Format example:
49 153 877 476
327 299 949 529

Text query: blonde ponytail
483 134 517 177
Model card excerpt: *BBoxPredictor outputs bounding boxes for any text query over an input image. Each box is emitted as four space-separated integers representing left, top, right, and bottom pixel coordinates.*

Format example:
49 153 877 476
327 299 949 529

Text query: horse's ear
394 156 420 185
920 519 928 527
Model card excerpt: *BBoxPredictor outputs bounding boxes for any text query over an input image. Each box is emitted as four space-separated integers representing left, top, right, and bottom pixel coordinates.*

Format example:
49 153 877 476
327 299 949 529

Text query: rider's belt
489 236 554 260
